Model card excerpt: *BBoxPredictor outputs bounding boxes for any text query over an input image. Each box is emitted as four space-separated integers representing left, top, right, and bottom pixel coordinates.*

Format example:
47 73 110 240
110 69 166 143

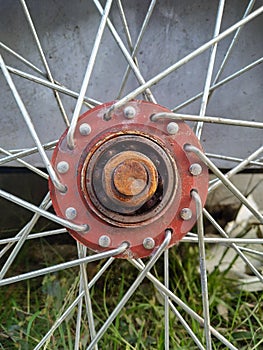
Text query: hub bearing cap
49 100 208 258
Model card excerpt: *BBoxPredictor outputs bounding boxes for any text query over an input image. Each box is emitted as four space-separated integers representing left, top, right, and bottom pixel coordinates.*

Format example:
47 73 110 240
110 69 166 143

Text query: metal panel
0 0 262 168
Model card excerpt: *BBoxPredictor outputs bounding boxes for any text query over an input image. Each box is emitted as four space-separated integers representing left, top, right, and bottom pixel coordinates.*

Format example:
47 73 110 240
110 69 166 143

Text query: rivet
167 122 179 135
189 163 202 176
79 123 91 136
180 208 192 221
65 207 77 220
143 237 155 250
98 235 111 248
124 106 136 119
57 161 69 174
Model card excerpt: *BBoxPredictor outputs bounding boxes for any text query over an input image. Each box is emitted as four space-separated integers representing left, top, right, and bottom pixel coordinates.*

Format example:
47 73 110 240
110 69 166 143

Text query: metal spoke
0 244 127 287
0 189 88 232
203 209 263 284
0 228 66 245
117 0 157 98
0 140 57 167
93 0 156 104
164 249 169 350
184 145 263 223
172 57 263 112
208 146 263 192
151 112 263 129
116 0 134 52
0 147 48 179
206 153 263 167
0 193 50 280
20 0 70 126
0 54 66 192
6 65 101 107
67 0 113 149
212 0 256 84
136 258 205 350
34 257 115 350
130 259 238 350
104 6 263 118
195 0 225 140
192 191 212 350
77 242 98 350
86 230 172 350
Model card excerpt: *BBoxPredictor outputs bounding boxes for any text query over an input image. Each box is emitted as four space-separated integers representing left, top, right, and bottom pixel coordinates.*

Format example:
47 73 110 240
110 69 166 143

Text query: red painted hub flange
49 100 208 258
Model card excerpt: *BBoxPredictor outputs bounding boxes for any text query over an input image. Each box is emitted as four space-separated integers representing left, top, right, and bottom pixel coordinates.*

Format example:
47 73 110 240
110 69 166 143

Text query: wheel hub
49 100 209 258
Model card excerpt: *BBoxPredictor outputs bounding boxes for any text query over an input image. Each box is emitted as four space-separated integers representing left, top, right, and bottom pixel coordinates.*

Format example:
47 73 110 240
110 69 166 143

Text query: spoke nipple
98 235 111 248
180 208 192 221
143 237 155 250
65 207 77 220
189 163 202 176
167 122 179 135
57 161 69 174
79 123 91 136
124 106 136 119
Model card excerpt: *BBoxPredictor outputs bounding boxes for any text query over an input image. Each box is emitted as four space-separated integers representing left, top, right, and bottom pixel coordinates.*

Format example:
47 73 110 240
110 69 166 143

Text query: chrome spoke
164 249 169 350
20 0 70 127
104 6 263 117
195 0 225 140
86 231 172 350
117 0 157 98
67 0 113 149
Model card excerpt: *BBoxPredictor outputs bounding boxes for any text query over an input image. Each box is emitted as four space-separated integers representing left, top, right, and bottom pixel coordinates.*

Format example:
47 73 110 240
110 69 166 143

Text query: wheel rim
0 1 263 349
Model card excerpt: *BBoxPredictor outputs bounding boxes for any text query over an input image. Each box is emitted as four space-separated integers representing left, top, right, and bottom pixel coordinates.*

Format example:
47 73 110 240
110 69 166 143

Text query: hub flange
49 100 208 258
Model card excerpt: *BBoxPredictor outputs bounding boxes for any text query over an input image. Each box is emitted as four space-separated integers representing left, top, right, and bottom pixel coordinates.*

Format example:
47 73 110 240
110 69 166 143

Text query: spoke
1 55 66 192
130 259 238 350
0 189 88 232
0 147 48 179
206 153 263 167
192 191 212 350
208 146 263 192
213 0 256 84
104 6 263 117
93 0 156 105
20 0 70 126
195 0 225 140
0 41 43 75
0 228 66 245
164 249 169 350
67 0 113 149
151 112 263 128
77 243 98 350
238 246 263 257
116 0 133 52
0 193 50 280
0 244 128 287
172 57 263 112
0 140 57 166
136 259 205 350
7 65 101 107
203 208 263 284
34 257 115 350
75 279 84 350
86 230 172 350
181 236 263 244
185 145 263 223
117 0 157 98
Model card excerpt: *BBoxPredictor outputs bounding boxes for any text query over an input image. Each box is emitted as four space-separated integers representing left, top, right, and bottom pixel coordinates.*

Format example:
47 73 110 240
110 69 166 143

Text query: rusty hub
49 100 209 258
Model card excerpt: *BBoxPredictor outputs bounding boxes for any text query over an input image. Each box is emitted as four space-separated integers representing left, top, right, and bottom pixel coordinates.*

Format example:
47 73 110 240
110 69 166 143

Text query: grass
0 239 262 349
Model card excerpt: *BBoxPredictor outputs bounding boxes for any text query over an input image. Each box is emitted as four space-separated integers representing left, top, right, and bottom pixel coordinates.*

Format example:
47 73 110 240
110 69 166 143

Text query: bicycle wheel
0 1 262 349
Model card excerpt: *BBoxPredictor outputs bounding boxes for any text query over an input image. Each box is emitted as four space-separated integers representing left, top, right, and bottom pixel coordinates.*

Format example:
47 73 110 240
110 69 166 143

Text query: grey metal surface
0 0 262 168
